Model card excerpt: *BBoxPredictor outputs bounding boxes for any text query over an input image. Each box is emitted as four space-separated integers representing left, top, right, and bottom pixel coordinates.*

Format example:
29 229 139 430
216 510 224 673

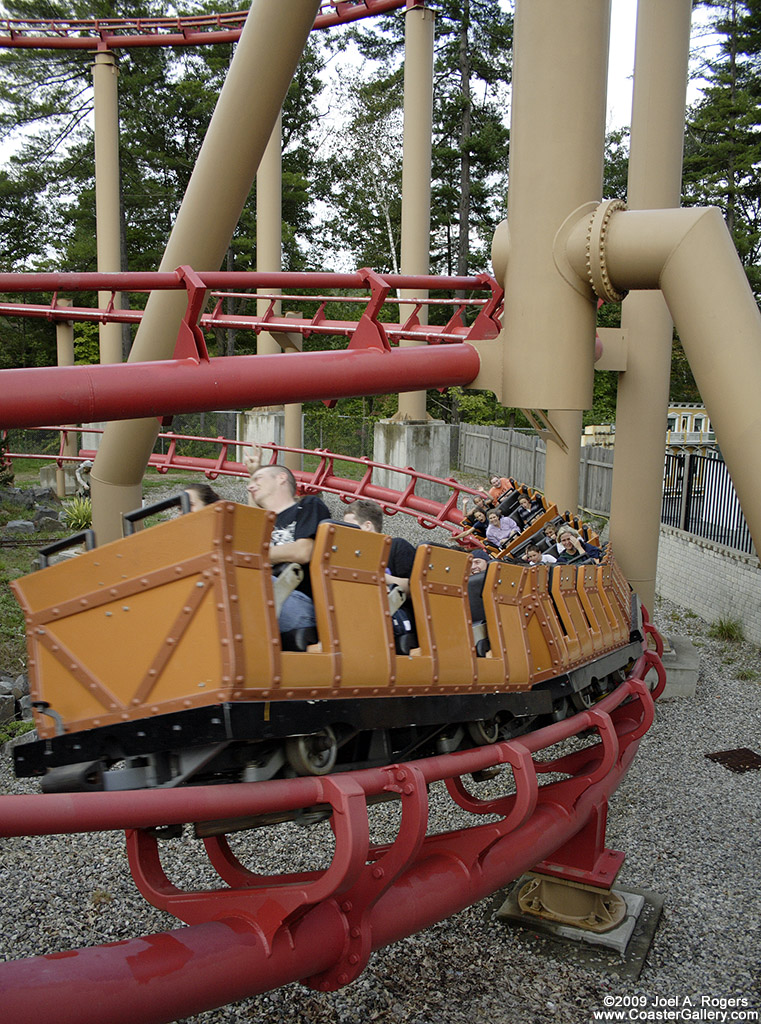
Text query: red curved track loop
4 433 480 534
0 1 408 50
0 661 662 1024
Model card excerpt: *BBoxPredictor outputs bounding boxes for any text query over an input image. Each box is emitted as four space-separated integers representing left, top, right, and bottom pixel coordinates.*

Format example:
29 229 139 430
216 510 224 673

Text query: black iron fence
662 451 755 556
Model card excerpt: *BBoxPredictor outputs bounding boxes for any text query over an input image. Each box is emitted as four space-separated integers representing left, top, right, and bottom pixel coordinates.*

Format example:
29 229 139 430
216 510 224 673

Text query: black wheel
285 727 338 776
467 717 500 746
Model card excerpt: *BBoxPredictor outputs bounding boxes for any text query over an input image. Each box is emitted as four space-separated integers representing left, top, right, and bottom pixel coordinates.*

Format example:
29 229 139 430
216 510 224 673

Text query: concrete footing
39 465 78 496
237 409 286 451
373 419 452 503
657 633 699 699
494 874 664 980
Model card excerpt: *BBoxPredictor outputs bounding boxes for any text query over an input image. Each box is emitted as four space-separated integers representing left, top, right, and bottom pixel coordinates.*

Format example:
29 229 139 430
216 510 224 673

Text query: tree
323 1 512 277
683 0 761 297
317 73 404 273
0 0 330 366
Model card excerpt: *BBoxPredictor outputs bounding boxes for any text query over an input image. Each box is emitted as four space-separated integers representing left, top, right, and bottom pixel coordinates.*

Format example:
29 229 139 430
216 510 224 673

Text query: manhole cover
705 748 761 773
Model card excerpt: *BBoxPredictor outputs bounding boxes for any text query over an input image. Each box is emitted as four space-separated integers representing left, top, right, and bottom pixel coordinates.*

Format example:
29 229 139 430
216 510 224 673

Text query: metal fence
662 450 755 556
457 424 614 516
458 425 755 556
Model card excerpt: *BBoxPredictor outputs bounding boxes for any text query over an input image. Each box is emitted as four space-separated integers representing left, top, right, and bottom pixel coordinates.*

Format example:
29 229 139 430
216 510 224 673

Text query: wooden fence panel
457 425 612 516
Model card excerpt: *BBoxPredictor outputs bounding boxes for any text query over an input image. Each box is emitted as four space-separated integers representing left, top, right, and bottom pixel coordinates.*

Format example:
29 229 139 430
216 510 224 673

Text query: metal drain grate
705 748 761 773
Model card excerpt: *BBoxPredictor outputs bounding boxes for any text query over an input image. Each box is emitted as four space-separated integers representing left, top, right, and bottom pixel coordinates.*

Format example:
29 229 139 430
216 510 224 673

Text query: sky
607 0 717 131
607 0 639 130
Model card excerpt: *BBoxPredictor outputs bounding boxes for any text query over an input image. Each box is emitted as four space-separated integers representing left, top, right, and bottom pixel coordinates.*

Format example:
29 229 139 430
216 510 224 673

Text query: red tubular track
0 664 664 1024
0 344 481 430
0 1 408 50
0 267 497 429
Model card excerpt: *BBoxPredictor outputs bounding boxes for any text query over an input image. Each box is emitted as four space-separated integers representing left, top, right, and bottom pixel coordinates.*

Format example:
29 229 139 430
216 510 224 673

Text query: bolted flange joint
585 199 628 303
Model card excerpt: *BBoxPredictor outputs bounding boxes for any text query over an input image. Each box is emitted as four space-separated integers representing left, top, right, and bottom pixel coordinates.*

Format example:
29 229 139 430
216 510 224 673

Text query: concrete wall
656 524 761 644
373 419 452 503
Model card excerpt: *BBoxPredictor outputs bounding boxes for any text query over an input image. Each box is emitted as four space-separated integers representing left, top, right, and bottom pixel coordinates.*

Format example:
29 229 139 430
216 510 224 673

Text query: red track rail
0 1 408 50
0 655 665 1024
0 269 497 429
0 268 503 345
3 433 481 532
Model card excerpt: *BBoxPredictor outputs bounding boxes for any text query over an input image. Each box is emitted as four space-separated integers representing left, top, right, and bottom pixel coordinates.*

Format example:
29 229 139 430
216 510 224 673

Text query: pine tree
683 0 761 297
322 0 512 277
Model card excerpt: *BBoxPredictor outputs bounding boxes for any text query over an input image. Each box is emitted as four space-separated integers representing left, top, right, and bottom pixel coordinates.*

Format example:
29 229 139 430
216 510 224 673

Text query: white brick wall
656 526 761 644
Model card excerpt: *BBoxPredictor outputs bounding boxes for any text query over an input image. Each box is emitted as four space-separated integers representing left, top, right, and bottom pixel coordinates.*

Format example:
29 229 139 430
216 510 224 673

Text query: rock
19 694 35 721
36 516 63 532
16 490 37 509
15 674 29 697
0 694 15 725
33 507 59 523
5 520 36 534
32 487 58 502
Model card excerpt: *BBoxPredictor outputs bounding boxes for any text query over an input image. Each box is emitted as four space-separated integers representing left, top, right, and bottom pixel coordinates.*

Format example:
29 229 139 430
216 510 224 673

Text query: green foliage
429 386 530 428
62 495 92 531
603 128 630 200
0 0 329 341
737 667 759 681
0 543 36 673
329 0 513 277
670 334 701 403
74 321 101 364
0 719 35 745
0 433 14 487
708 616 745 642
683 0 761 299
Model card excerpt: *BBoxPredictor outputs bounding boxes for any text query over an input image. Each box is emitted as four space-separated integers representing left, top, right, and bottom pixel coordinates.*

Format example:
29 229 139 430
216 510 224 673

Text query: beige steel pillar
91 0 320 543
256 114 301 472
397 2 435 423
91 51 123 366
607 0 692 611
563 201 761 564
257 112 283 362
474 0 610 514
596 208 761 567
55 299 77 498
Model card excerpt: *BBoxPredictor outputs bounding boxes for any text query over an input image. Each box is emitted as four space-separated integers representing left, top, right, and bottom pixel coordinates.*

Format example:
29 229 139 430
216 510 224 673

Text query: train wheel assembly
285 727 339 776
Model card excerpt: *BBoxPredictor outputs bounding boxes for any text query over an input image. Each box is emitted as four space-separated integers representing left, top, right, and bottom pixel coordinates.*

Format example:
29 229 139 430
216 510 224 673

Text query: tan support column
257 112 283 361
283 311 304 472
91 51 123 366
397 2 434 423
255 113 302 471
474 0 610 514
55 299 77 498
91 0 320 543
608 0 692 611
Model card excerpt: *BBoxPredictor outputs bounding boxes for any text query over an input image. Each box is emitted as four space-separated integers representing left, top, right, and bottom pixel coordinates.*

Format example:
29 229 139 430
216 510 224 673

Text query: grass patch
0 544 37 675
708 617 745 643
142 472 194 492
0 720 35 745
737 668 759 682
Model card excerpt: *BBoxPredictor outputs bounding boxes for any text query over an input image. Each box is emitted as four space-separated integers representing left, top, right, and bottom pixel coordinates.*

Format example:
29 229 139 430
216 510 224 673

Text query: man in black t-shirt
246 456 331 631
342 498 416 594
342 499 417 645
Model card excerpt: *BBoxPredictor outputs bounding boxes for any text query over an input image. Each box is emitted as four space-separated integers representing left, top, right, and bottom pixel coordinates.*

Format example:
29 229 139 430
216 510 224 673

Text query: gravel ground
1 479 760 1023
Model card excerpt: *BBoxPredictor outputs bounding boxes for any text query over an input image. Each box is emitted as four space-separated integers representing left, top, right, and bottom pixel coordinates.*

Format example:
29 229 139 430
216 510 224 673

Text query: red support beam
0 345 482 430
